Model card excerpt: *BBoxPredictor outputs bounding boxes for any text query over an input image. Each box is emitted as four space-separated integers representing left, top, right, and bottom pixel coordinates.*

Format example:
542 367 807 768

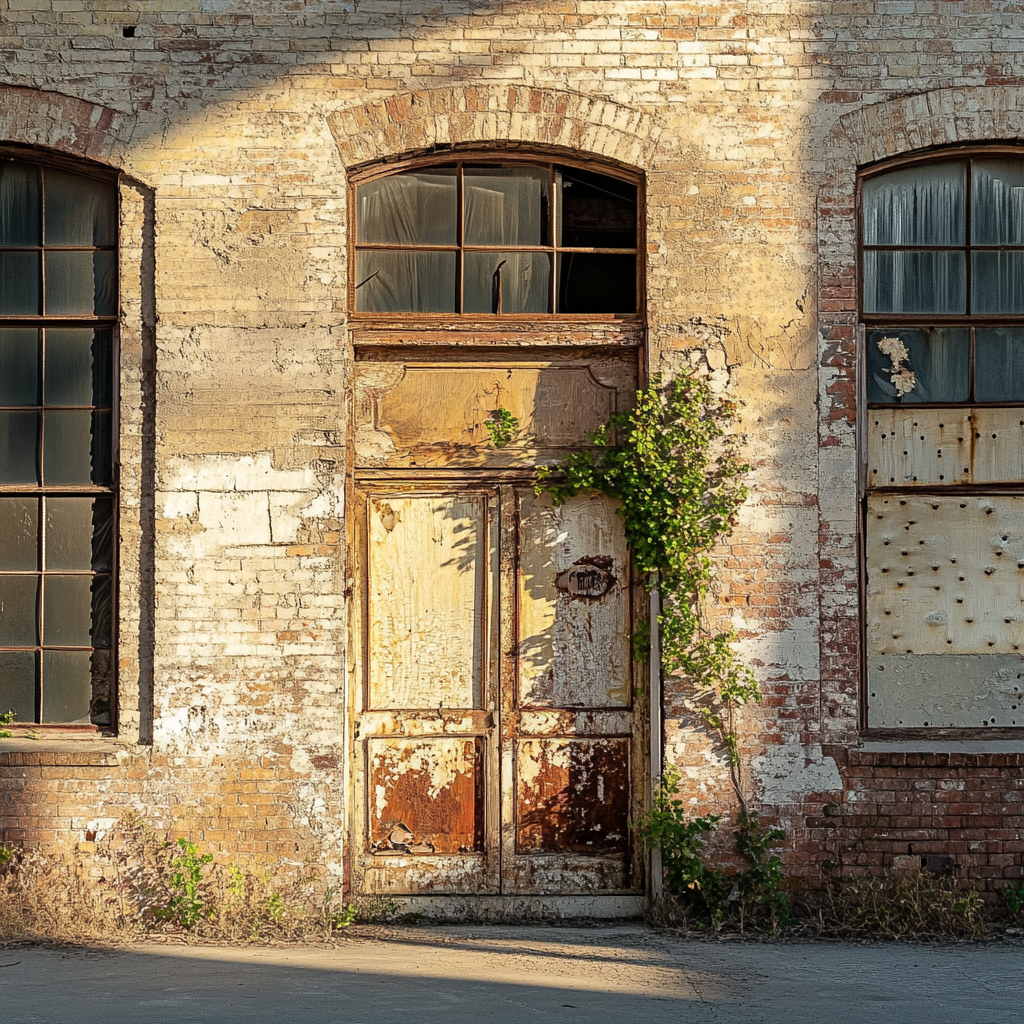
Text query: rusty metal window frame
348 154 643 320
857 146 1024 736
0 152 119 730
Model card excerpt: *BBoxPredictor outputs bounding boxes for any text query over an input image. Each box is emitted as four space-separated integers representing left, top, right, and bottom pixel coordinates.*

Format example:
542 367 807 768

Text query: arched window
860 150 1024 731
0 154 117 727
351 158 639 315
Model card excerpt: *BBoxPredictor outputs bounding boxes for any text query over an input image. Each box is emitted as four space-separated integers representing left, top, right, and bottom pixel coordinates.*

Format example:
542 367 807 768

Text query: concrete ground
3 924 1022 1024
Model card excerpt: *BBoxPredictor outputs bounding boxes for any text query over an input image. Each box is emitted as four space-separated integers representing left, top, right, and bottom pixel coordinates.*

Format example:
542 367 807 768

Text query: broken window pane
357 169 457 246
43 169 116 247
863 250 966 314
866 328 969 403
0 497 38 571
863 161 965 245
464 166 548 246
558 253 636 313
557 167 637 248
976 328 1024 401
0 650 36 722
0 251 41 314
46 497 114 572
355 249 456 313
0 162 40 246
44 329 111 407
464 251 550 314
972 251 1024 313
0 328 40 406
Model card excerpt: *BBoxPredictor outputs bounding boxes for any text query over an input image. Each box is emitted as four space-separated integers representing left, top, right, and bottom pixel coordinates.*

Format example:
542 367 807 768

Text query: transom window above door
352 159 639 315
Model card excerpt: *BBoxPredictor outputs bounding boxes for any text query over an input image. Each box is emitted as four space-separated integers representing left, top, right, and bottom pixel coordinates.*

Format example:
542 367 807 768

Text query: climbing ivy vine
538 370 788 928
538 370 758 809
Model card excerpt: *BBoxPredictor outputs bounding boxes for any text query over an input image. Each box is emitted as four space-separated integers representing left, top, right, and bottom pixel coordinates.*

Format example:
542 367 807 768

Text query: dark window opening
0 158 117 727
353 160 639 315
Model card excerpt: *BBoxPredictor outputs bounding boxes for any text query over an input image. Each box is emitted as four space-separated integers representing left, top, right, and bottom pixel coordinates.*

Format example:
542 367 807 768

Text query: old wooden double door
349 348 645 896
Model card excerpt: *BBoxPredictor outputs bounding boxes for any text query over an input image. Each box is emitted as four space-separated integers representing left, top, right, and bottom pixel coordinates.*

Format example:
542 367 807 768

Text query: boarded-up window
0 158 117 727
862 153 1024 728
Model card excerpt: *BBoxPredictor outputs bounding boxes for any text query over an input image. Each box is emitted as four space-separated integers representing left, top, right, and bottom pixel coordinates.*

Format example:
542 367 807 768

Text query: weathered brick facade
2 2 1024 911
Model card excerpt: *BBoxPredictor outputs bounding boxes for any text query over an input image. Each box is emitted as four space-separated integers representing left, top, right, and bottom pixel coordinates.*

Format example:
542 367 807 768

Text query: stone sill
857 740 1024 753
0 734 123 767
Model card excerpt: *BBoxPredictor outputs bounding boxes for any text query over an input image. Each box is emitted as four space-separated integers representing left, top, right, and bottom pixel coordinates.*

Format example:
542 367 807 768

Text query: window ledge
857 739 1024 753
0 734 123 767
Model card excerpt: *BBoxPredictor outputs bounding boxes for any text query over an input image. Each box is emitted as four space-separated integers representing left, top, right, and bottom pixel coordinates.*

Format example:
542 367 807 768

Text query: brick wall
1 2 1023 898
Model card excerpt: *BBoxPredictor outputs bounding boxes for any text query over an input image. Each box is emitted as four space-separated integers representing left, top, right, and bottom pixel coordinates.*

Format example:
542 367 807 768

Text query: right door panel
502 488 640 893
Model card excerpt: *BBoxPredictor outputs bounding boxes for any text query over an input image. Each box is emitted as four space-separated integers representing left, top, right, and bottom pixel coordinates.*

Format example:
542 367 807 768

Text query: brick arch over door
327 86 663 171
0 85 131 167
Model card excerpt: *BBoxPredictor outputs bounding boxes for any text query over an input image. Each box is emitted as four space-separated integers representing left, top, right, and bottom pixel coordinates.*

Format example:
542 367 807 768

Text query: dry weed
808 869 988 939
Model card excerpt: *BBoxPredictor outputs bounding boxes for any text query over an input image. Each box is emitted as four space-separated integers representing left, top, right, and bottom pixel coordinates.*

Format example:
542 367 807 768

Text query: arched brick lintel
828 85 1024 174
328 86 662 173
0 85 130 167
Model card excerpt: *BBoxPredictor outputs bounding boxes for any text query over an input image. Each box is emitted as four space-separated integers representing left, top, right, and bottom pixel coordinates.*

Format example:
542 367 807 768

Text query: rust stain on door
369 737 484 855
515 738 629 854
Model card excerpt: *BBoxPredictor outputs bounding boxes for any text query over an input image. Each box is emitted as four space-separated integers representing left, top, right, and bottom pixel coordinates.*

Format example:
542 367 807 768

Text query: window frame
857 145 1024 737
0 148 120 733
347 151 644 325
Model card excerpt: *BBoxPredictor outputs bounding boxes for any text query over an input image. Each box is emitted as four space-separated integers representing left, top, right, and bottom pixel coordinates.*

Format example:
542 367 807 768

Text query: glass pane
0 162 40 246
862 162 965 245
863 250 966 313
355 250 456 313
866 328 969 403
0 650 36 723
972 251 1024 313
45 251 116 316
42 575 92 647
42 650 93 724
0 410 40 484
0 575 38 646
464 166 549 246
44 329 111 407
356 169 457 245
0 497 38 571
976 328 1024 401
46 497 113 572
557 167 637 248
0 328 40 406
0 251 41 314
557 253 637 313
43 169 116 246
464 252 550 314
973 159 1024 244
42 410 111 485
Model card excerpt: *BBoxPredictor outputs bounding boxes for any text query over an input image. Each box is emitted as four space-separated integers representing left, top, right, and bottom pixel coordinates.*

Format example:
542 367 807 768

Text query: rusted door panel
867 407 1024 486
354 354 637 469
367 494 487 710
515 738 630 854
866 492 1024 728
518 491 630 708
352 487 500 895
369 737 484 855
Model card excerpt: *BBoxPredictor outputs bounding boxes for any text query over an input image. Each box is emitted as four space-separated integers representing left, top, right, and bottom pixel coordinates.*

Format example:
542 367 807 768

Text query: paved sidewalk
3 924 1022 1024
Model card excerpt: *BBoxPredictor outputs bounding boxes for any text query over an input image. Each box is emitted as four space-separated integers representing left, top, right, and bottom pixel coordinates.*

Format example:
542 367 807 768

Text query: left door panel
351 489 500 894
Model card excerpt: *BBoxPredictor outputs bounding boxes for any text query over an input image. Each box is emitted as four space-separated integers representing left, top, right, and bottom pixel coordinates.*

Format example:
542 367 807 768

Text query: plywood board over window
860 150 1024 732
